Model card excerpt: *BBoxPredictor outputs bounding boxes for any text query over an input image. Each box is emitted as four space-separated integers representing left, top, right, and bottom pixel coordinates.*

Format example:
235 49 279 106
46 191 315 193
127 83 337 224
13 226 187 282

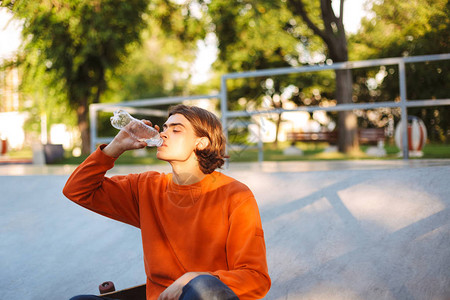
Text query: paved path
1 160 449 299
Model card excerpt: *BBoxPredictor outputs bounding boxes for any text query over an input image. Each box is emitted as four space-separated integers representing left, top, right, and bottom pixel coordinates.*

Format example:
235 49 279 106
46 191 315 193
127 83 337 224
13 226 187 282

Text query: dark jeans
70 275 239 300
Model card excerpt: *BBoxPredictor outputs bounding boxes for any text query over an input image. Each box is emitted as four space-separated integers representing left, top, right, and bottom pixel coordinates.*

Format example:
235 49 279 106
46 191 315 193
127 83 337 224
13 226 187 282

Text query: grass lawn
4 142 450 165
55 147 165 165
226 142 450 162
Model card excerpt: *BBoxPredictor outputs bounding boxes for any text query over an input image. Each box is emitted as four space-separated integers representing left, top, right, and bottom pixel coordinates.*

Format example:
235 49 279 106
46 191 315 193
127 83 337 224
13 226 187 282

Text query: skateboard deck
99 283 146 300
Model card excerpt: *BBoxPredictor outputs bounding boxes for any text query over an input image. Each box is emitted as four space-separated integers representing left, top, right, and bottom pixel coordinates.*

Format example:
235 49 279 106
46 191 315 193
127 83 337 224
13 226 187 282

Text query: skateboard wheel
99 281 115 294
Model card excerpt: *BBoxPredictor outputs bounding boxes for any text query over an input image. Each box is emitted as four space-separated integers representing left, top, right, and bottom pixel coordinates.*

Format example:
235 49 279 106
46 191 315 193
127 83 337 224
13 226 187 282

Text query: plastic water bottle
110 110 163 147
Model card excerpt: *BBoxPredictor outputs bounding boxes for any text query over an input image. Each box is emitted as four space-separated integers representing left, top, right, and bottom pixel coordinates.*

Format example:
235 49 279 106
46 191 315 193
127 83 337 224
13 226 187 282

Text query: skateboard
98 281 146 300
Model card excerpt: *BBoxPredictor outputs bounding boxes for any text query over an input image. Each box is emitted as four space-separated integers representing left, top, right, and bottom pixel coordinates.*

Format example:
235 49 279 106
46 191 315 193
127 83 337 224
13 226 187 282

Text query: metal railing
90 53 450 159
89 95 219 152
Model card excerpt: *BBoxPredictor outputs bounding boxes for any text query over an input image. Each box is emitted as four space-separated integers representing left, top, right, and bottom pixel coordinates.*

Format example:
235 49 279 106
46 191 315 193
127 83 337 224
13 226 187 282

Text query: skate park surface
1 159 449 300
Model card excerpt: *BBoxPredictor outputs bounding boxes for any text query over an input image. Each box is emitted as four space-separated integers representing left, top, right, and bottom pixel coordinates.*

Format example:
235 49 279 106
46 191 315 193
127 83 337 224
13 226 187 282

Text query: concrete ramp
1 160 449 299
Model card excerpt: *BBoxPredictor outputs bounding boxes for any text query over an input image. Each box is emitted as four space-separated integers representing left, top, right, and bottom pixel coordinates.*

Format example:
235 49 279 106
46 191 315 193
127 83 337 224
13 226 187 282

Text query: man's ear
196 137 210 150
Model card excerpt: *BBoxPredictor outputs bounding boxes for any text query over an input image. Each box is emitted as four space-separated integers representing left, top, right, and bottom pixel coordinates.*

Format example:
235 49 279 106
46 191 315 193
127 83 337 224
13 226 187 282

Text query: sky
1 1 369 82
0 8 22 61
339 0 370 34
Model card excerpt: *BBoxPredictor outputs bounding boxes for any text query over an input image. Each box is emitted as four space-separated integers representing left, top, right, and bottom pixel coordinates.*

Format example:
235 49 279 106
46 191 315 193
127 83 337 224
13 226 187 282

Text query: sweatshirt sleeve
211 195 271 299
62 145 141 228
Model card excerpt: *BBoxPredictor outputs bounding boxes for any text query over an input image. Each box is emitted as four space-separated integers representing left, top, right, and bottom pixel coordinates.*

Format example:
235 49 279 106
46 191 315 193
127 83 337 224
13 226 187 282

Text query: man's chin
156 153 169 162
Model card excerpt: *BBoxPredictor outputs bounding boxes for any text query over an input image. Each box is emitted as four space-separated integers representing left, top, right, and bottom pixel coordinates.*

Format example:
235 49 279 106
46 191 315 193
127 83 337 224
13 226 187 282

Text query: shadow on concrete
256 166 450 300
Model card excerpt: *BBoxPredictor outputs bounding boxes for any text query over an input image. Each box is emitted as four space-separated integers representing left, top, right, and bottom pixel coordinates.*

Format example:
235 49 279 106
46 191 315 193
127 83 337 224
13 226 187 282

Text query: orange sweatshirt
63 146 271 300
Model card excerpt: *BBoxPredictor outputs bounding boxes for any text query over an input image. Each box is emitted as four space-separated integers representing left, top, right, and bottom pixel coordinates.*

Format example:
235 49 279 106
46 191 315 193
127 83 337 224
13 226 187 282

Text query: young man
63 105 271 300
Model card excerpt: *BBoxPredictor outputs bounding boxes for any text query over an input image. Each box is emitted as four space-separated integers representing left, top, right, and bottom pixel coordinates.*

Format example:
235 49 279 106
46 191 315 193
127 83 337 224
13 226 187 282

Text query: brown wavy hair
168 104 228 174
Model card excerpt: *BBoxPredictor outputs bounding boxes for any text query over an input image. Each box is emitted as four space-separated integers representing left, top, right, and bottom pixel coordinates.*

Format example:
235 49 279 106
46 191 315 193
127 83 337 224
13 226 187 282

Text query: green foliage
149 0 207 43
350 0 449 59
204 0 332 114
207 0 325 73
8 42 77 140
4 0 449 151
204 0 354 147
103 20 201 103
3 0 149 153
11 0 149 106
2 0 215 152
349 0 450 142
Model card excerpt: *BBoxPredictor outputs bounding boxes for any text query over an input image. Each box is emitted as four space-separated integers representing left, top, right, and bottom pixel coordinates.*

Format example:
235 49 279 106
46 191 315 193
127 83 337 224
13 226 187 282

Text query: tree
284 0 357 153
104 19 202 103
207 0 358 152
106 0 207 102
349 0 450 142
19 49 77 144
3 0 149 154
96 13 206 138
206 1 328 145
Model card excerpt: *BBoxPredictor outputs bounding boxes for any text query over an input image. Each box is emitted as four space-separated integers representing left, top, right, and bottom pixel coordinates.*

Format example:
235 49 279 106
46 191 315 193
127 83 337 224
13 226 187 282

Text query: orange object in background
0 138 7 155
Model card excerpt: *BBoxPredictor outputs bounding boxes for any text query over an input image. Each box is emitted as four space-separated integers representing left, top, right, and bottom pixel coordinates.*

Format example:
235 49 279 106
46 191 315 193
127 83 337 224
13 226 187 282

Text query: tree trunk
269 94 283 146
287 0 359 153
77 97 91 155
336 69 358 153
321 4 359 154
274 112 282 146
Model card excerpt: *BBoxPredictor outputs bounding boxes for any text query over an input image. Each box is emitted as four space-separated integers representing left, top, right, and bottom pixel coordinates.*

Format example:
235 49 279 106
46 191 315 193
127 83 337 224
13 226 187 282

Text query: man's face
156 113 200 162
